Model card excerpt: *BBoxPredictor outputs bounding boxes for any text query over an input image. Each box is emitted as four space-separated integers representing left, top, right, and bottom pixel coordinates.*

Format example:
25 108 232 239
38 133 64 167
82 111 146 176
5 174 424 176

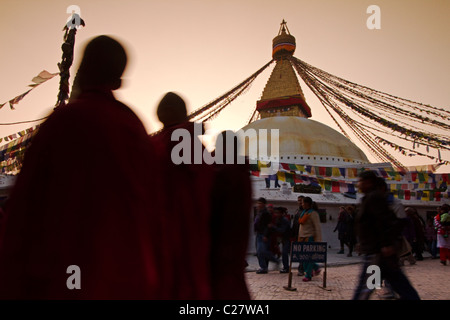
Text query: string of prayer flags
1 70 58 110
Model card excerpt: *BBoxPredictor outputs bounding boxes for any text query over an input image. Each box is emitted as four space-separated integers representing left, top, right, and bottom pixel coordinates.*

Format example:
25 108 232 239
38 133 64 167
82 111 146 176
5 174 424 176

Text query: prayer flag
404 190 411 200
332 167 341 177
332 181 340 192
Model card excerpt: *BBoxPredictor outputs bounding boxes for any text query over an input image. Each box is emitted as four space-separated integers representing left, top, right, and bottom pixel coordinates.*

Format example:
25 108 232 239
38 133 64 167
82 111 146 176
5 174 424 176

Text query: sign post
283 242 297 291
285 241 330 291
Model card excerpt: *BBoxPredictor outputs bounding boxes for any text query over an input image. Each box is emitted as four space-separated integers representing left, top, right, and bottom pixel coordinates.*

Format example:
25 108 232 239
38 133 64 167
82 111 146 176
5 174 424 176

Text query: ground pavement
245 251 450 300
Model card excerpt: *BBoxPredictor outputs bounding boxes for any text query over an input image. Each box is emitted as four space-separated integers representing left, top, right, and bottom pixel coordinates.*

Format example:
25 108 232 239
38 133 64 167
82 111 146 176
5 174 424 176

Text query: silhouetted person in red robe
210 131 251 299
150 92 215 299
0 36 163 299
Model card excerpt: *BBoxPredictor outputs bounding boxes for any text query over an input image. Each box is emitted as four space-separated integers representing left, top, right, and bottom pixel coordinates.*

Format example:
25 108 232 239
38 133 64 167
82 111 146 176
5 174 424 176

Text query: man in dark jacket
271 207 291 273
353 170 420 300
255 198 279 274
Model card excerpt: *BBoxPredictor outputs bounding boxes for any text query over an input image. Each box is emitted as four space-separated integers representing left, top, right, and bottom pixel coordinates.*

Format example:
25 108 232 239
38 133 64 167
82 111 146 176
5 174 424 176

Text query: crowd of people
253 195 323 282
254 171 449 300
331 181 449 268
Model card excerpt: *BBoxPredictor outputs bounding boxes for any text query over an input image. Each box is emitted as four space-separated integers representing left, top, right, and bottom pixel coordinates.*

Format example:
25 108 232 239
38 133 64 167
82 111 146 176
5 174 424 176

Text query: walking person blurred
297 197 322 282
405 207 425 261
255 198 279 274
345 206 357 257
334 206 350 254
353 171 420 300
435 204 450 265
400 209 417 266
267 204 281 259
425 217 438 259
271 207 291 273
291 196 305 275
376 177 415 265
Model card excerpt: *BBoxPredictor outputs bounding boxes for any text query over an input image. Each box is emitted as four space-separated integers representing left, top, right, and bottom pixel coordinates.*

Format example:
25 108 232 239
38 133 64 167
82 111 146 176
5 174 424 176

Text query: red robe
210 160 251 300
150 122 215 299
0 91 163 299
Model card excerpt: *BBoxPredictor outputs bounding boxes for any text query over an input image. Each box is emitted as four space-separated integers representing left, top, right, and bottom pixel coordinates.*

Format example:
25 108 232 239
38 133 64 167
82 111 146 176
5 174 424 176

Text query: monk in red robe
210 131 251 299
152 97 252 299
0 36 163 299
150 92 215 299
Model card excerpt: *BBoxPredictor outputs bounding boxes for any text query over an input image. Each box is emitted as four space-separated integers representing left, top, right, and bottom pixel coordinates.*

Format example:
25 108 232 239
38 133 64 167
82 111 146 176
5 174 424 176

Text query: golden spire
256 20 311 119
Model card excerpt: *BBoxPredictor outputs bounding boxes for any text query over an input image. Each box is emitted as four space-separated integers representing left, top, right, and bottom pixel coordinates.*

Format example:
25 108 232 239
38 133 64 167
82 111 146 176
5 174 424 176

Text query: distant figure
435 204 450 266
334 206 350 255
210 131 251 299
267 204 280 258
405 207 425 261
345 205 357 257
254 197 279 274
353 171 420 300
271 207 291 273
150 91 215 299
298 196 322 282
0 36 162 299
424 217 438 259
291 196 305 275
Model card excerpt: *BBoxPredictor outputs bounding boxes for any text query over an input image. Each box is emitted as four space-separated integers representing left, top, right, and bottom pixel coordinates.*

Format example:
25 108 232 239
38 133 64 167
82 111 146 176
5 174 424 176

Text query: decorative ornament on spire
272 19 296 60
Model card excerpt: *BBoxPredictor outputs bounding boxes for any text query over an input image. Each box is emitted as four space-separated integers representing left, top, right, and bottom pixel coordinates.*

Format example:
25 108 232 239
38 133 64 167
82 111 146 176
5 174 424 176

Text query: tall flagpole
55 11 85 109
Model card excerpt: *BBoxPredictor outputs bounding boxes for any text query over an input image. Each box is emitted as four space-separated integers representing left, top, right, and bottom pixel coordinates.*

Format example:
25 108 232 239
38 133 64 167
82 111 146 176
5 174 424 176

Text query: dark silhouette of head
156 92 188 128
358 170 379 194
70 35 127 99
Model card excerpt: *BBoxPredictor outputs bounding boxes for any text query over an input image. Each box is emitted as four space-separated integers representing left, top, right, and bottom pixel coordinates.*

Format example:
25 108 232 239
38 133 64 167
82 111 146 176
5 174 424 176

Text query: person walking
297 197 322 282
345 206 357 257
255 198 279 274
334 206 349 254
425 217 438 259
405 207 425 261
291 196 305 275
435 204 450 265
271 207 291 273
352 171 420 300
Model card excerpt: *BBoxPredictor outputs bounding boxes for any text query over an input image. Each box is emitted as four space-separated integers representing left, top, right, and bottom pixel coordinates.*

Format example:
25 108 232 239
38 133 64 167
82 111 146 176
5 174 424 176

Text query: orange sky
1 0 449 171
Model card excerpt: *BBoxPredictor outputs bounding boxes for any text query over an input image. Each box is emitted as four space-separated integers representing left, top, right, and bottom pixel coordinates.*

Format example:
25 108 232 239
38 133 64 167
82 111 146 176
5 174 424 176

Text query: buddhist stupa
241 20 369 166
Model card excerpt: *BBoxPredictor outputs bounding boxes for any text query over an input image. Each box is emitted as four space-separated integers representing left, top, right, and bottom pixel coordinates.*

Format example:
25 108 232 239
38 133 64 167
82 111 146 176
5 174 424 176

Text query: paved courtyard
245 254 450 300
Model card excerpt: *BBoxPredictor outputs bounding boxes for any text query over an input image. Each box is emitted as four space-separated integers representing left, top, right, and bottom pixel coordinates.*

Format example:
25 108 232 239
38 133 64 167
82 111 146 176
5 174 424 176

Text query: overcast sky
1 0 449 171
